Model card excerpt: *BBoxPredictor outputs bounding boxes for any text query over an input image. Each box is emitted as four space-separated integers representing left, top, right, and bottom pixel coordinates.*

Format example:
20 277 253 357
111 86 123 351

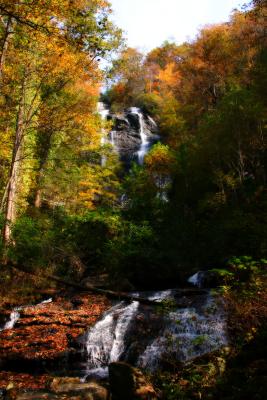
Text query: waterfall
137 295 227 371
97 102 110 121
0 298 53 332
97 103 158 167
188 272 203 288
97 102 111 167
82 289 228 378
83 301 139 379
130 107 150 165
110 131 115 147
2 309 21 330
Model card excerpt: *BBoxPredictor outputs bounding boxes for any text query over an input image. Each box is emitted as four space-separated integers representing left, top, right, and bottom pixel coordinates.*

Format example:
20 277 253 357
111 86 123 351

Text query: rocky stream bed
0 275 230 400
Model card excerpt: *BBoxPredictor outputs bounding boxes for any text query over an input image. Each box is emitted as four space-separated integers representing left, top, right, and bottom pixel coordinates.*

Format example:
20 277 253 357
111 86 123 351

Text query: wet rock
109 362 158 400
104 108 159 167
125 113 141 132
113 116 130 131
143 115 158 135
6 390 106 400
50 377 108 399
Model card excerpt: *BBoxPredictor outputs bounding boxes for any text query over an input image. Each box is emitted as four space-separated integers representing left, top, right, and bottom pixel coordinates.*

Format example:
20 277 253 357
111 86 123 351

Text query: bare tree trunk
34 163 46 208
0 16 13 81
33 130 53 208
2 75 26 245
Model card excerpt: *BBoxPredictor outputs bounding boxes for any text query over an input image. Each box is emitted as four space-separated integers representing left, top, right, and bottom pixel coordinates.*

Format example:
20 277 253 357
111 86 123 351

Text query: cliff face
98 103 159 166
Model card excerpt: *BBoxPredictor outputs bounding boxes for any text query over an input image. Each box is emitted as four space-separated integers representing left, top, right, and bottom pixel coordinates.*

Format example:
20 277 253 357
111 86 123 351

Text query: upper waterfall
97 102 159 167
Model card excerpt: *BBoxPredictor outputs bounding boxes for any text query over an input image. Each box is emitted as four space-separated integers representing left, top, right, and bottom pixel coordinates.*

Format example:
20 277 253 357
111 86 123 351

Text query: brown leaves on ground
0 293 110 362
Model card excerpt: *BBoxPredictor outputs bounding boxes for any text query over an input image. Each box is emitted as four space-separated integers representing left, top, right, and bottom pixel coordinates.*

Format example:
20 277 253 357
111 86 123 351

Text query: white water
97 102 109 121
83 289 228 376
2 309 21 330
83 301 139 378
0 298 53 332
138 295 227 371
188 272 203 288
97 103 157 166
97 102 110 166
110 131 115 147
130 107 150 165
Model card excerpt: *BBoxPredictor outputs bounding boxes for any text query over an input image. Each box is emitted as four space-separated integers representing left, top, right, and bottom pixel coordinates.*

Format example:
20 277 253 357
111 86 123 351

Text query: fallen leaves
0 293 111 389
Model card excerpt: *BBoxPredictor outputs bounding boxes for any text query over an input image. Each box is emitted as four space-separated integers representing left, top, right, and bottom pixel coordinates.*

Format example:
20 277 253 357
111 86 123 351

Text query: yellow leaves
145 143 176 176
77 162 120 210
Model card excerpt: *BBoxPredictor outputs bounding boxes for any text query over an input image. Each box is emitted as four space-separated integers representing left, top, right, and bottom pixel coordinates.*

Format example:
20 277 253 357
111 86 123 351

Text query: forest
0 0 266 399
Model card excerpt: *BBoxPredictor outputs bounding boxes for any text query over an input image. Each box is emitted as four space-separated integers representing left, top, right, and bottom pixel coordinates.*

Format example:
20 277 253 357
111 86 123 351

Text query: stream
81 284 228 380
0 276 229 400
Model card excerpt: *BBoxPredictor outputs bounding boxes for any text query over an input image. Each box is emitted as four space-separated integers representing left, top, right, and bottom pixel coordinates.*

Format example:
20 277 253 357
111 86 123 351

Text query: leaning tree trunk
2 77 26 245
0 16 13 81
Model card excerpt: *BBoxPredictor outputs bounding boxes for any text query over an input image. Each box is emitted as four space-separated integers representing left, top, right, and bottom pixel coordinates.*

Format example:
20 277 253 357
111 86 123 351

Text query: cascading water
97 102 110 121
188 272 203 288
130 107 150 165
82 301 139 379
97 103 158 167
137 294 227 371
82 286 228 378
2 309 21 330
0 298 53 332
98 102 111 167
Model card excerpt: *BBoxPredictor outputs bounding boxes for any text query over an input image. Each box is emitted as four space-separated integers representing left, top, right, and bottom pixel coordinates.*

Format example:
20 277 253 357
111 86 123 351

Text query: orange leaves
157 62 181 93
0 294 110 362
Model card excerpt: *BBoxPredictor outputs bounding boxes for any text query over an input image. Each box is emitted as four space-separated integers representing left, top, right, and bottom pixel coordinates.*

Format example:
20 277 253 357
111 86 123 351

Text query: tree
0 0 122 248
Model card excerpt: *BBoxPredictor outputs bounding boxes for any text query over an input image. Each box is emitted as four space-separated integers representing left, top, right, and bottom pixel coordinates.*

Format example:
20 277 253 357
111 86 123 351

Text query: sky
110 0 244 52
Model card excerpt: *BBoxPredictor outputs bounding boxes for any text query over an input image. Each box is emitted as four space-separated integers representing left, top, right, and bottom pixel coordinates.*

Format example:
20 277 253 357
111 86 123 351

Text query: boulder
109 362 158 400
50 377 108 399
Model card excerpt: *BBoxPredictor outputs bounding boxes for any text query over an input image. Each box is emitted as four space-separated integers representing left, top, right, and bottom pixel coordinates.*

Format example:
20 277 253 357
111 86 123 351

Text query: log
7 263 208 306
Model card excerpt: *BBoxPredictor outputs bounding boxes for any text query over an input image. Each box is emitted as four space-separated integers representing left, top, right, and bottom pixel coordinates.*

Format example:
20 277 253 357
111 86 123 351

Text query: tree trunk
0 16 13 81
2 76 26 245
33 130 53 208
8 263 208 305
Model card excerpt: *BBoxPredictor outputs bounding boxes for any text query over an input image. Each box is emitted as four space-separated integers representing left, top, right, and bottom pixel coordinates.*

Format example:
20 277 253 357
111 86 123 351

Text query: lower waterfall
82 287 228 379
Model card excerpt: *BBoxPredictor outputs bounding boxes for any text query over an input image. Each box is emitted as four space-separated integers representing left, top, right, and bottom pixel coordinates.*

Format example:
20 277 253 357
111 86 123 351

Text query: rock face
109 362 158 400
99 103 159 167
5 379 108 399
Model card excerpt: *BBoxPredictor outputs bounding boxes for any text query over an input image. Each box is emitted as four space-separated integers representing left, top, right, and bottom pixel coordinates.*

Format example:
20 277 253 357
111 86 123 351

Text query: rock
109 362 158 400
125 113 141 132
105 108 159 167
6 390 105 399
50 378 108 399
143 115 158 135
114 116 130 131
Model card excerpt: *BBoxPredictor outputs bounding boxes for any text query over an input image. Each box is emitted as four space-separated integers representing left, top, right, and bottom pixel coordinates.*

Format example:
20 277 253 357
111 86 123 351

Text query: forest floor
1 267 267 399
0 267 111 391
